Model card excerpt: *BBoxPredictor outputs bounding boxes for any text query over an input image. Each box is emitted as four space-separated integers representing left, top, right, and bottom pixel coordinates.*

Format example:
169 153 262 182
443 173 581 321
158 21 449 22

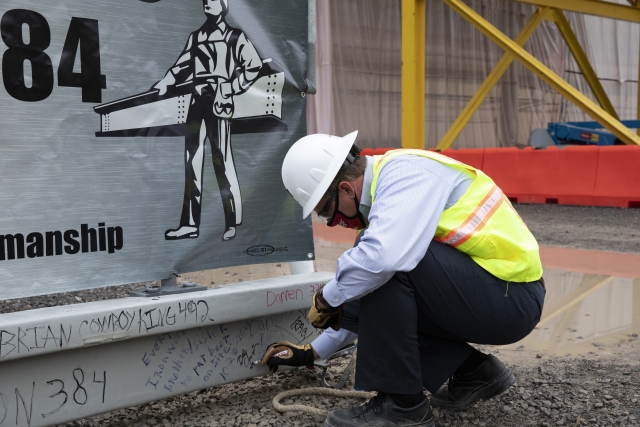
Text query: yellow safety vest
371 149 543 283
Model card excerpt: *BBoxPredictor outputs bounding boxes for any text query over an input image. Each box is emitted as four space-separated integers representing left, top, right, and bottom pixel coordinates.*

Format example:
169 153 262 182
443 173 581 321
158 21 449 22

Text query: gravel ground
42 343 640 427
1 204 640 427
514 204 640 254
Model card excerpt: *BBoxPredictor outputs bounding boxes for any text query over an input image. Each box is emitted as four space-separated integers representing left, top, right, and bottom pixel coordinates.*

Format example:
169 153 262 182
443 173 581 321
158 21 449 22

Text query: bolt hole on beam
629 201 640 209
546 198 559 204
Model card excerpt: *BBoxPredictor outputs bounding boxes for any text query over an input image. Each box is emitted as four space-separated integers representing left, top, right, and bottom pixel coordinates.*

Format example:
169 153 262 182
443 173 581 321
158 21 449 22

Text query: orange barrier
552 146 599 206
441 148 484 170
480 147 520 199
359 146 640 208
592 146 640 208
519 146 558 204
508 146 598 206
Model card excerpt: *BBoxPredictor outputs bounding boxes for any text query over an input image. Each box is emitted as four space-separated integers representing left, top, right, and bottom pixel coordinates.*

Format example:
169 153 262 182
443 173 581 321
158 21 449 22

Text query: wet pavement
503 266 640 357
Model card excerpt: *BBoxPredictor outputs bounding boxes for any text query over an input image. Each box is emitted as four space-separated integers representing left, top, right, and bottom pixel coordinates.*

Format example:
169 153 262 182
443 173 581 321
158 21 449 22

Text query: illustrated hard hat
282 131 359 218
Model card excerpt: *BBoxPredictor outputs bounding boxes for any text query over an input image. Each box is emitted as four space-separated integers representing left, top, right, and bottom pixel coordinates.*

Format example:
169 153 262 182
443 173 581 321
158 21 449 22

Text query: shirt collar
359 156 374 217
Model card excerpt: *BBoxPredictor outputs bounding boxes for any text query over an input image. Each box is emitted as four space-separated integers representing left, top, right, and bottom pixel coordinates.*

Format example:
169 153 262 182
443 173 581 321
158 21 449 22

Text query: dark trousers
180 96 235 229
341 240 545 394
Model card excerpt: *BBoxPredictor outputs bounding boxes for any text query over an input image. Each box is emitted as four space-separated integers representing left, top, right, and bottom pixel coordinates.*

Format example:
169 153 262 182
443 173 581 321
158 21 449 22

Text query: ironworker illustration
156 0 263 241
94 0 286 242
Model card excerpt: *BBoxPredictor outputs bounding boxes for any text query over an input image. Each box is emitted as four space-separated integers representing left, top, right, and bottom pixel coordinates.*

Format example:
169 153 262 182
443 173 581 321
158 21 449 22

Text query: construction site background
307 0 639 149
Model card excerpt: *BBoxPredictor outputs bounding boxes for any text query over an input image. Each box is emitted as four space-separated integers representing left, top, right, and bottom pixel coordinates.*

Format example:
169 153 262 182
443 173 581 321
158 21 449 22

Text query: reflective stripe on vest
436 184 503 247
370 149 542 283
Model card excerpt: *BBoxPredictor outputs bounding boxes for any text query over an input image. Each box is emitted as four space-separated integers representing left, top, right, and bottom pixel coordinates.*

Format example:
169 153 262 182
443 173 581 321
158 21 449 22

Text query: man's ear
337 181 355 197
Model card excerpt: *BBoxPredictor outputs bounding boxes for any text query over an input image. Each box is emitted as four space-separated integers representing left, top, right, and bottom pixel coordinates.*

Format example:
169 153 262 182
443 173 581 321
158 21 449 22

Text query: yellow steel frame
509 0 640 23
426 0 640 149
436 7 552 150
401 0 426 149
551 9 619 120
435 5 622 150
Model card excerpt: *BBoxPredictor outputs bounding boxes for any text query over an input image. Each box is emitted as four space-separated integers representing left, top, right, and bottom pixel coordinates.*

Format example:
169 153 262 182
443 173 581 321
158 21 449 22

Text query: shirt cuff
321 279 347 307
311 329 358 359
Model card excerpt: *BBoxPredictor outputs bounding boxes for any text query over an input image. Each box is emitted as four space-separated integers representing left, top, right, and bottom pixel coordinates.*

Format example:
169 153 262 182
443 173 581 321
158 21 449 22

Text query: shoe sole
324 415 435 427
164 233 198 240
431 370 516 411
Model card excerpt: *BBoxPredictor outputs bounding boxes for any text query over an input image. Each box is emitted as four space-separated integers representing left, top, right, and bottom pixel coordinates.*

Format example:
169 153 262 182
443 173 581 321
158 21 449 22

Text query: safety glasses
317 187 339 221
317 196 334 220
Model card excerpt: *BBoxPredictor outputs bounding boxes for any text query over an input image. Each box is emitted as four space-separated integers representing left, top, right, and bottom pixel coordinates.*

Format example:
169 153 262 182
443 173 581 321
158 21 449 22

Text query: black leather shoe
324 393 434 427
430 354 515 411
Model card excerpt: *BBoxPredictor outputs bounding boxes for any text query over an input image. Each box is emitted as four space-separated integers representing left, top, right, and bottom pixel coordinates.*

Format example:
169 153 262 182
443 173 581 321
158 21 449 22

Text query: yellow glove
260 341 315 373
307 288 343 331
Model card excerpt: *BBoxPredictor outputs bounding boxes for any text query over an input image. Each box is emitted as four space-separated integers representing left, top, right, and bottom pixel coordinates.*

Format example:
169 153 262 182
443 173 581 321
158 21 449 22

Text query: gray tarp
0 0 313 299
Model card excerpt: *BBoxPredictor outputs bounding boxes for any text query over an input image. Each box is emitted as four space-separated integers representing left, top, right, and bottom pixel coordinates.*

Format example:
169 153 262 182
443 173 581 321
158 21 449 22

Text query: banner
0 0 313 299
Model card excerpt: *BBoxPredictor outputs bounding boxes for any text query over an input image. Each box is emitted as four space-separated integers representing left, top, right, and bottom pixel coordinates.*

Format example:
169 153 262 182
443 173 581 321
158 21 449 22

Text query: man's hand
152 72 176 96
260 341 315 373
307 287 343 331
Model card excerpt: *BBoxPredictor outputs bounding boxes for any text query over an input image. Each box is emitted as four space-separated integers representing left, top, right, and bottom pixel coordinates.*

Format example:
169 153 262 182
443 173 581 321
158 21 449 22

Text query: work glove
307 286 343 331
260 341 315 373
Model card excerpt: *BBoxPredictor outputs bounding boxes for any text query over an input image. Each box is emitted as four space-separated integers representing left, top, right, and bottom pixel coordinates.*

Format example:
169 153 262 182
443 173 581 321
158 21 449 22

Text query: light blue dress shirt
312 154 474 358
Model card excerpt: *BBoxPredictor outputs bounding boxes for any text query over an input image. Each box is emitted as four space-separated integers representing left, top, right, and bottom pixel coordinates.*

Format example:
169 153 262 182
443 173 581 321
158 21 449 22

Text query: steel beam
0 272 333 427
508 0 640 24
436 7 551 151
551 9 618 120
443 0 640 146
401 0 426 149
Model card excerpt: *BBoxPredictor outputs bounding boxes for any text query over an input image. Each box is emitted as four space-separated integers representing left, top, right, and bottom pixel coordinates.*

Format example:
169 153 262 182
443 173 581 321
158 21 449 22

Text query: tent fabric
307 0 640 149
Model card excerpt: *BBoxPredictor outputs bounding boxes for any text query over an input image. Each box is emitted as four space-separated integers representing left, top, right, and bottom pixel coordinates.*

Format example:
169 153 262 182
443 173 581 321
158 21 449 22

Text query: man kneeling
262 132 545 427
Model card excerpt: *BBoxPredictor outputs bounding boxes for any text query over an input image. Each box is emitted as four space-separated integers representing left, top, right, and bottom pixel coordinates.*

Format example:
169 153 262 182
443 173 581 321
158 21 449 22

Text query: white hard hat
282 131 359 218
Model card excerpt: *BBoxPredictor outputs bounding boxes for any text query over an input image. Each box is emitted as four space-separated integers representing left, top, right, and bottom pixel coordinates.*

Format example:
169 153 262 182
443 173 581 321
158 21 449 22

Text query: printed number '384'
1 9 106 102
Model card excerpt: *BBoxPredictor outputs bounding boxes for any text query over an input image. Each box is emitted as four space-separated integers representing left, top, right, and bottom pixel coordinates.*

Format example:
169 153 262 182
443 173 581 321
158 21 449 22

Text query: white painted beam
0 272 333 363
0 272 334 427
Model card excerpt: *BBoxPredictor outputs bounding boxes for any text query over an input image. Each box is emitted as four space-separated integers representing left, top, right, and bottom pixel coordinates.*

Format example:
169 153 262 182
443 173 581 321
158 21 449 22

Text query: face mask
327 190 368 230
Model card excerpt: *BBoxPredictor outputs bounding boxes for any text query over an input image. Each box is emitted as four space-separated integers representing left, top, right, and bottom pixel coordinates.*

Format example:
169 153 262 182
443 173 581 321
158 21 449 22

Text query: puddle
501 268 640 356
